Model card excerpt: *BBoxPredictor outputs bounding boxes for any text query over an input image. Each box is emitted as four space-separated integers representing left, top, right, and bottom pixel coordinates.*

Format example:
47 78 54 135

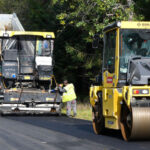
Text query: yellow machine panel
90 86 102 107
103 71 114 88
103 88 122 129
0 31 55 38
120 21 150 29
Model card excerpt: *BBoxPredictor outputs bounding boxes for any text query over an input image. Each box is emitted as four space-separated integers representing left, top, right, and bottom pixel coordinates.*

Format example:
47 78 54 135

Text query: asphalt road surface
0 115 150 150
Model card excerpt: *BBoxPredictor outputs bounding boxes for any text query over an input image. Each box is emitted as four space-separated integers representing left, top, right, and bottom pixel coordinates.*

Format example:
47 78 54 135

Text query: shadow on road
2 115 150 150
4 114 122 141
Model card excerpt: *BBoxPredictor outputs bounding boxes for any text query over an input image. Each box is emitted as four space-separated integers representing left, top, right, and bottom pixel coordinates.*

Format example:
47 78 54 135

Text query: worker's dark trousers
67 99 76 116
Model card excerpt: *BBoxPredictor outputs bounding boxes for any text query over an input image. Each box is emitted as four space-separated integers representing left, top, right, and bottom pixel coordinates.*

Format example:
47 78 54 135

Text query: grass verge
61 102 92 121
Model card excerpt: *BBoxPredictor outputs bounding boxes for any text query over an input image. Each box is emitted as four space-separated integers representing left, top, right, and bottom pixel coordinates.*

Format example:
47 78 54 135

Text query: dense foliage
0 0 149 99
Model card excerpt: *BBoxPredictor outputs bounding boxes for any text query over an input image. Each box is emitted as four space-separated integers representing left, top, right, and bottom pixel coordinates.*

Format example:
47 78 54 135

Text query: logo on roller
107 77 113 83
137 22 141 27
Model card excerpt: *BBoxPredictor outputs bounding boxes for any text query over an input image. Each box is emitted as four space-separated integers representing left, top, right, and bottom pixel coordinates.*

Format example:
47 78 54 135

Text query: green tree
0 0 148 99
53 0 133 96
134 0 150 20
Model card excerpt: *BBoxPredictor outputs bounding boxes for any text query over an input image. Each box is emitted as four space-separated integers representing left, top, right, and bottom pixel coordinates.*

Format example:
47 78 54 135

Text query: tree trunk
127 0 134 21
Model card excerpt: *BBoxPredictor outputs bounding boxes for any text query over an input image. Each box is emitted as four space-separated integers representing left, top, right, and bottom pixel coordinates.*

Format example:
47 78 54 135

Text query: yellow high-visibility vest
62 83 77 102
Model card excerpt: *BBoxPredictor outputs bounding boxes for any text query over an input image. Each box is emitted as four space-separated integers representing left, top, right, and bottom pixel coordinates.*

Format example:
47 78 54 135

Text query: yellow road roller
90 21 150 141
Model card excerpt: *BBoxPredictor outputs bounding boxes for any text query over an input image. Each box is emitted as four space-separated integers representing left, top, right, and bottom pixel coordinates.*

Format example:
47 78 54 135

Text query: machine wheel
120 104 150 141
58 103 62 116
120 103 131 141
57 109 62 116
92 92 105 134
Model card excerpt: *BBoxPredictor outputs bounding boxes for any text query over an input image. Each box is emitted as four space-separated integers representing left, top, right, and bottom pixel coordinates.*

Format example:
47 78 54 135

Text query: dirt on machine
0 14 62 115
90 21 150 141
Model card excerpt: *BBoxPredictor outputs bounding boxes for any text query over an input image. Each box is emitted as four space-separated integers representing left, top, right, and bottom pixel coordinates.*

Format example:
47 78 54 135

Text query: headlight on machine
133 89 149 94
46 35 52 38
142 89 149 94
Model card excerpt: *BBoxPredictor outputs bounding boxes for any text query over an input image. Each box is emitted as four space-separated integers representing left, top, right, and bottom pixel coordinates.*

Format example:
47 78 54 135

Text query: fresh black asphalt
0 115 149 150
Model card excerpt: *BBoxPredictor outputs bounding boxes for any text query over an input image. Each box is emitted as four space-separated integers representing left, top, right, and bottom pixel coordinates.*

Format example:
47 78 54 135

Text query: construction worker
59 80 77 117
